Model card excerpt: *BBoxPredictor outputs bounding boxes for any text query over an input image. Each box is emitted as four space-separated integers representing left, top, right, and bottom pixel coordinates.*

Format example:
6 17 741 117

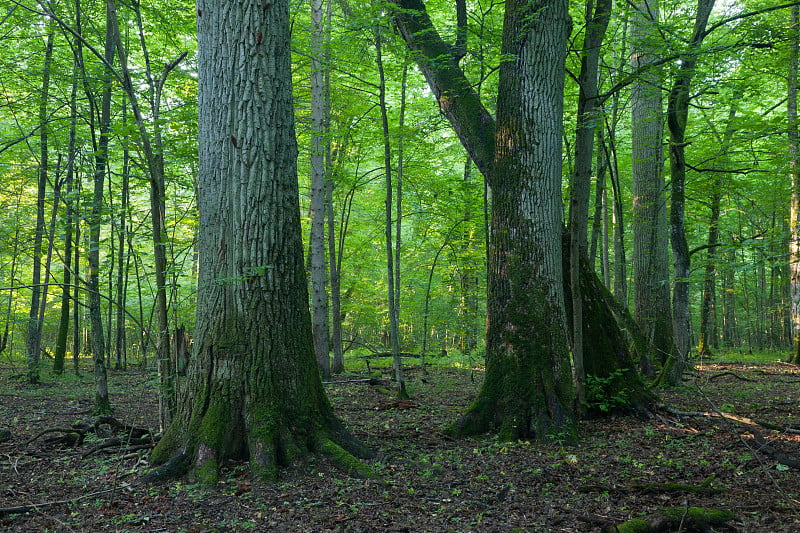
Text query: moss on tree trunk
146 0 371 484
562 235 657 415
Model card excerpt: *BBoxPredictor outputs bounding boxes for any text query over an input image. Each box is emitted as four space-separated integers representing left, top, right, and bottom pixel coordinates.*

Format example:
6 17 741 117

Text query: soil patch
1 361 799 531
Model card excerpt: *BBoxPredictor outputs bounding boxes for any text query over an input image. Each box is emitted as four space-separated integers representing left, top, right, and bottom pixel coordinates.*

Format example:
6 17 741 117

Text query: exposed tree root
145 421 375 485
600 506 736 532
23 416 155 452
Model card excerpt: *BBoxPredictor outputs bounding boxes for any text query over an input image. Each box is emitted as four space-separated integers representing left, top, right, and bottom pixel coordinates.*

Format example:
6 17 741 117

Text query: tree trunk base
146 418 374 485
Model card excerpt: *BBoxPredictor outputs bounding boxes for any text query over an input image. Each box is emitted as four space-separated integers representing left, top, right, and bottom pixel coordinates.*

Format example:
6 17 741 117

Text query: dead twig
0 484 130 517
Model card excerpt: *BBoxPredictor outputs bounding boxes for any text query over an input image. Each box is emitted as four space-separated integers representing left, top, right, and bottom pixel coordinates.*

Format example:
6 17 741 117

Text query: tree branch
387 0 495 181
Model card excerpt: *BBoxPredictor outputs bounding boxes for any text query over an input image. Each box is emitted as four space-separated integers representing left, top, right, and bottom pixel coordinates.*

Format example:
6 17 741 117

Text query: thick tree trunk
390 0 653 435
450 0 575 440
149 0 370 483
562 235 656 415
630 0 675 371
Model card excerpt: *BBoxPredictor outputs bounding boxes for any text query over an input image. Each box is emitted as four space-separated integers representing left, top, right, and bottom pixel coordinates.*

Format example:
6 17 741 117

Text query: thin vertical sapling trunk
789 5 800 363
26 24 55 384
375 21 407 398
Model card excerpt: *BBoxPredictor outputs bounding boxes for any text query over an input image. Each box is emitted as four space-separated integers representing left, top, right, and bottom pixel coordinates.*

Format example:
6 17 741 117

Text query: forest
1 0 800 531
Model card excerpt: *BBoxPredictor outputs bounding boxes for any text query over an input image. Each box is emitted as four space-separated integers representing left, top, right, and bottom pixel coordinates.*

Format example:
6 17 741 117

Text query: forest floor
1 356 800 532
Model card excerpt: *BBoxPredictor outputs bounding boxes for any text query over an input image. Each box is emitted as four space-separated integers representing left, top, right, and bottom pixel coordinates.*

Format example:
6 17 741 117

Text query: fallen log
601 507 736 533
578 475 726 495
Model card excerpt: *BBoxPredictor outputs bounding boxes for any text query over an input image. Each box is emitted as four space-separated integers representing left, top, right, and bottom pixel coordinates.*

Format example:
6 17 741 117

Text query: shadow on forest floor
1 358 799 531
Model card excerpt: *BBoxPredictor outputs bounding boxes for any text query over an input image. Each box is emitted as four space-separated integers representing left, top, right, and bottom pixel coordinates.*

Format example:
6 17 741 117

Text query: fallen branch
658 403 800 435
322 378 387 385
708 371 754 382
0 484 130 517
601 506 736 533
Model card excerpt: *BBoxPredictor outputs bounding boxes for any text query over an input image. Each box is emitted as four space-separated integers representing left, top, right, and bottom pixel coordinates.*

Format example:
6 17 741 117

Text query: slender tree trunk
26 24 55 384
662 0 714 385
375 23 407 398
72 183 82 375
115 104 130 370
697 102 738 357
328 150 345 374
54 58 80 375
568 0 612 409
2 191 23 359
395 64 407 367
87 2 115 414
310 0 331 379
789 5 800 363
149 0 371 483
721 240 738 347
107 0 184 425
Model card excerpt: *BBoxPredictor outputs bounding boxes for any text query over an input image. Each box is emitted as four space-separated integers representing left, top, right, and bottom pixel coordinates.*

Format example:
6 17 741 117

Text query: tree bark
697 102 738 357
54 47 80 376
88 4 115 413
662 0 715 385
390 0 654 434
26 23 55 384
789 5 800 363
630 0 675 370
310 0 331 379
450 0 576 439
149 0 371 483
375 23 407 398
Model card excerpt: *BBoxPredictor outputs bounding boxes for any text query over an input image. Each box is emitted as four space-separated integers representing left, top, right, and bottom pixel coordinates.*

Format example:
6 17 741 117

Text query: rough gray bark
390 0 659 436
310 0 331 379
450 0 576 439
630 0 675 369
148 0 370 483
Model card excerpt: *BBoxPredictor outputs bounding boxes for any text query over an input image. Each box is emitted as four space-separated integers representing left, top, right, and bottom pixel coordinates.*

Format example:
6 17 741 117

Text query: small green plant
583 369 631 413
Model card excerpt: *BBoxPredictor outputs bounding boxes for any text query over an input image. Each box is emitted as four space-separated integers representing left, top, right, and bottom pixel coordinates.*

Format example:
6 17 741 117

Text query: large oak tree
391 0 576 439
148 0 370 483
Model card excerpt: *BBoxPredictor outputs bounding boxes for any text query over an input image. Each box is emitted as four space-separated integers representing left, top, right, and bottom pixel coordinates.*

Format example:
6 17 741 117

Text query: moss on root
318 437 377 479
